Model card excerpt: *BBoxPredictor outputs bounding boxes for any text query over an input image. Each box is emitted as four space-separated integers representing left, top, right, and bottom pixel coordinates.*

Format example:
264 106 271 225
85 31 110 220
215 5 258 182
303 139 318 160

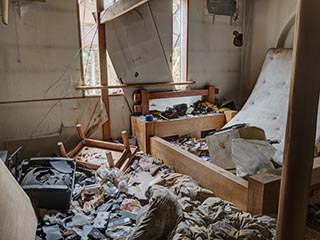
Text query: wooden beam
276 1 320 239
85 139 125 152
97 0 111 140
149 89 209 100
150 136 249 210
141 89 150 115
100 0 151 24
75 81 196 90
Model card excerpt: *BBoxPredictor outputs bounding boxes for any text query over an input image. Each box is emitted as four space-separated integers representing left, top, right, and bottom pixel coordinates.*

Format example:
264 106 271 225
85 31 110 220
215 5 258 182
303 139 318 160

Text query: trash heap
169 135 211 162
152 100 232 120
34 152 276 240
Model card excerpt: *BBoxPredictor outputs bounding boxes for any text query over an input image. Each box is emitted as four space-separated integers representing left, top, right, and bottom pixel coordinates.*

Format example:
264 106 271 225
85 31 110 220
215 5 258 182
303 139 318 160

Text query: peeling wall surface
0 0 108 157
188 0 243 103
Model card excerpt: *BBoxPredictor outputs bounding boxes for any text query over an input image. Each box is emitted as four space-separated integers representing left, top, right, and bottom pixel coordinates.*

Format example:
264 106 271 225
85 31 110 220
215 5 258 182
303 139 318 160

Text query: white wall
0 0 107 158
188 0 243 103
243 0 297 102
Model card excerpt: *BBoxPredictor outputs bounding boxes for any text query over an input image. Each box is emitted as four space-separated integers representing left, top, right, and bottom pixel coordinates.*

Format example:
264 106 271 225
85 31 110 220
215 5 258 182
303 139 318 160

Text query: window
78 0 122 95
172 0 188 86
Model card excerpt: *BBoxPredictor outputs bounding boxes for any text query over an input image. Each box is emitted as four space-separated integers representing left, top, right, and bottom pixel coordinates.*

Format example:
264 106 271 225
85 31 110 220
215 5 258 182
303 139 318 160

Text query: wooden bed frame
150 136 320 214
131 85 237 153
131 113 228 153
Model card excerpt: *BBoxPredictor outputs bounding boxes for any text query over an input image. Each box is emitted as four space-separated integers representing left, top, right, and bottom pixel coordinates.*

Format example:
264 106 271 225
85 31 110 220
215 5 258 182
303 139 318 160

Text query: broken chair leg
76 124 86 141
57 142 68 157
121 130 130 151
106 152 114 168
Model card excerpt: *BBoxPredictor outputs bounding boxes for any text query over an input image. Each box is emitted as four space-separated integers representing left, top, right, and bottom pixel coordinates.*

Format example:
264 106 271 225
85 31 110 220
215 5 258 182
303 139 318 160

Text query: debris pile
32 152 276 239
34 153 172 239
169 135 211 162
152 100 232 120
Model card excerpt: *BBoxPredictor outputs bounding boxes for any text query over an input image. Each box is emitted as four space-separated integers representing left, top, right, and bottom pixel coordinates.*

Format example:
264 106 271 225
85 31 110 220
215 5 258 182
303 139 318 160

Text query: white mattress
225 49 320 164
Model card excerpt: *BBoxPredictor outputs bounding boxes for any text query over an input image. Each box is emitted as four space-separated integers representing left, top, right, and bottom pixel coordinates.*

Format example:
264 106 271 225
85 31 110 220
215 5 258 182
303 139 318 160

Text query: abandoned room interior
1 0 320 239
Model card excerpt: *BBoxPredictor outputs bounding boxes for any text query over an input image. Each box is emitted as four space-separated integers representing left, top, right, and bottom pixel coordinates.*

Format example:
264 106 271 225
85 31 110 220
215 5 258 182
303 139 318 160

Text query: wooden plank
248 158 320 215
100 0 151 23
247 169 281 215
149 89 209 100
114 149 130 168
154 114 225 138
207 85 216 104
133 105 142 113
131 116 155 153
76 81 196 90
67 142 84 158
141 89 150 115
224 110 237 123
150 136 248 210
277 1 320 239
76 160 101 170
0 161 37 240
131 114 225 153
120 146 139 172
85 139 125 151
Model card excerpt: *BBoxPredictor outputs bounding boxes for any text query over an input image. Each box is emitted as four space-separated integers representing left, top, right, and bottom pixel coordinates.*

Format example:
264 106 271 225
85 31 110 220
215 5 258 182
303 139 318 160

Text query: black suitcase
20 157 75 210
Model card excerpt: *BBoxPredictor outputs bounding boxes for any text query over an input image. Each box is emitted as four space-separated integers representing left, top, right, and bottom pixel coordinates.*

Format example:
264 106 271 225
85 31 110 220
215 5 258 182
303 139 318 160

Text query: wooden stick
121 130 130 151
149 89 209 100
114 149 130 168
276 1 320 239
106 152 114 168
76 160 100 170
86 139 125 151
207 85 216 104
57 142 67 157
67 142 84 158
76 124 86 140
141 89 150 115
76 81 196 90
120 147 138 172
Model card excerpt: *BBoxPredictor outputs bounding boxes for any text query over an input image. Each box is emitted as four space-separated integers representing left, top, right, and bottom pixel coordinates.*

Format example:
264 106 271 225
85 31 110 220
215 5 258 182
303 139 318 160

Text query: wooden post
207 85 216 104
96 0 111 140
57 142 68 157
121 130 130 151
76 124 86 141
276 1 320 239
106 152 114 168
141 89 150 115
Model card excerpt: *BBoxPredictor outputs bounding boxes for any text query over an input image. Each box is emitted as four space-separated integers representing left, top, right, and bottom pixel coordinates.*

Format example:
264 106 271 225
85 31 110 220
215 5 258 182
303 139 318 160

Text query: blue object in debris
145 115 154 122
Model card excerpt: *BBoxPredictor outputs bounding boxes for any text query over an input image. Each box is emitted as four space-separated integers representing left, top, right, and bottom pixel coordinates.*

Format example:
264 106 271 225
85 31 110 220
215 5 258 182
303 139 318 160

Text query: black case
20 157 76 210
